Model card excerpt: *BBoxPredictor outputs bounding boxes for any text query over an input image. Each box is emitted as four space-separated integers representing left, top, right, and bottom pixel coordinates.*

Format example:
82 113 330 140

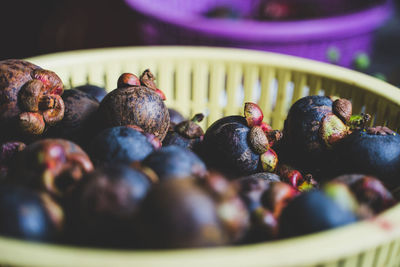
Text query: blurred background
1 0 400 85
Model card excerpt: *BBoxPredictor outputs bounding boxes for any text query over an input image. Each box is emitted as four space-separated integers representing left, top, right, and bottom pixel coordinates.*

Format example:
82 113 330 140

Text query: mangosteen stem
347 113 371 130
191 113 205 123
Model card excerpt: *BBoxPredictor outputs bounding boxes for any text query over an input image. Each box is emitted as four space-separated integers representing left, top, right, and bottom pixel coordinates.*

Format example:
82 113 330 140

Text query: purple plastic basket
124 0 392 67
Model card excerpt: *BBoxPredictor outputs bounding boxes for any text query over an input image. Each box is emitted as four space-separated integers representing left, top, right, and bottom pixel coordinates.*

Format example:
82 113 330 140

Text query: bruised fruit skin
47 89 99 145
89 126 155 166
66 164 152 247
137 179 228 248
279 190 357 238
75 84 107 102
97 84 170 141
0 186 62 242
332 127 400 189
0 59 64 140
9 139 93 198
202 116 260 177
0 141 26 179
143 145 207 181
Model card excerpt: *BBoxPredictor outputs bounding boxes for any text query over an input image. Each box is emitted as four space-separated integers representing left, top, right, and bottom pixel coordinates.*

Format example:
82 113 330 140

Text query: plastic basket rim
9 45 399 266
124 0 392 43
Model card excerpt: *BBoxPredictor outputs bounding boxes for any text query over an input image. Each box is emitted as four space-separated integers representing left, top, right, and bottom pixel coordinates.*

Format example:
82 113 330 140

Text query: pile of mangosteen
0 58 398 249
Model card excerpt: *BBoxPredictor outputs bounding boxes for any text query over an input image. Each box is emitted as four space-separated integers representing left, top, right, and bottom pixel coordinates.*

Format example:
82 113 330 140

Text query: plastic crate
124 0 392 68
3 46 399 267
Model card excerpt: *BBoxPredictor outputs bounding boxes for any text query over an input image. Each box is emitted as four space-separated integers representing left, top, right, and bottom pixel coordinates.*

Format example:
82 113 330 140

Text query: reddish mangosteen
280 95 367 177
137 178 229 248
276 164 318 192
279 190 358 238
96 71 169 141
65 164 152 247
0 186 63 242
330 174 397 214
75 84 107 102
235 172 281 212
0 141 26 180
8 139 93 198
0 59 65 141
142 145 207 181
260 182 298 219
47 89 99 146
331 127 400 189
163 113 204 151
201 103 281 177
89 126 157 166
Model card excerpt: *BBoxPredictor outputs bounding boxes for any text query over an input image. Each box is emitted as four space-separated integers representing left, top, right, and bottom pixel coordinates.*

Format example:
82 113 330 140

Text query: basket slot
271 69 291 129
259 66 276 124
360 247 380 267
386 104 400 130
374 242 393 267
158 60 175 108
309 75 322 96
87 63 107 89
208 61 226 126
104 62 122 92
383 241 398 267
374 98 389 126
323 78 337 98
192 61 209 129
69 64 89 88
243 64 260 104
291 71 308 104
340 255 360 267
225 62 243 116
364 93 378 127
175 60 192 117
351 88 366 116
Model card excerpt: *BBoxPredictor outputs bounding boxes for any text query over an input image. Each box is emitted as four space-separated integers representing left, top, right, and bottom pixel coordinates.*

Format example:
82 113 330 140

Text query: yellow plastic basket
2 46 398 267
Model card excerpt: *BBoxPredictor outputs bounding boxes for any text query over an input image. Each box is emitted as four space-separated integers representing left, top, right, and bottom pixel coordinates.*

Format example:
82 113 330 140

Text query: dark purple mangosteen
0 141 26 180
137 178 228 248
65 164 152 247
47 89 99 146
163 113 204 151
89 126 156 166
331 127 400 189
0 186 63 242
142 145 207 181
75 84 107 103
279 190 357 238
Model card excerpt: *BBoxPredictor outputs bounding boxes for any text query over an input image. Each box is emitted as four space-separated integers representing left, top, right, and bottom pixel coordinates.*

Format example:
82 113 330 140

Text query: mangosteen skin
332 130 400 189
75 84 107 102
0 186 60 242
65 164 152 247
280 95 333 173
137 179 226 248
201 116 260 177
48 89 99 145
168 108 185 127
142 145 207 181
162 131 202 151
0 141 26 180
89 126 154 166
279 190 357 238
97 86 170 141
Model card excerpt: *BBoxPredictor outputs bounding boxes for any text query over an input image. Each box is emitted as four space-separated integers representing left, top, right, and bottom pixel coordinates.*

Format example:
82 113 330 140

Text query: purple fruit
75 84 107 102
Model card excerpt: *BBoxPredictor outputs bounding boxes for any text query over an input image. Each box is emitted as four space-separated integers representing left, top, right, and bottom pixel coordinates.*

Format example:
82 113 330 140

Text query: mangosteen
75 84 107 102
163 113 204 150
137 178 228 248
65 164 152 247
96 71 169 141
0 141 26 180
0 186 63 242
279 190 357 238
142 145 207 181
8 139 93 198
168 108 185 127
260 181 298 219
47 89 99 146
331 127 400 189
89 126 156 166
241 207 278 244
276 164 318 192
330 174 397 214
235 172 281 212
0 59 65 141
